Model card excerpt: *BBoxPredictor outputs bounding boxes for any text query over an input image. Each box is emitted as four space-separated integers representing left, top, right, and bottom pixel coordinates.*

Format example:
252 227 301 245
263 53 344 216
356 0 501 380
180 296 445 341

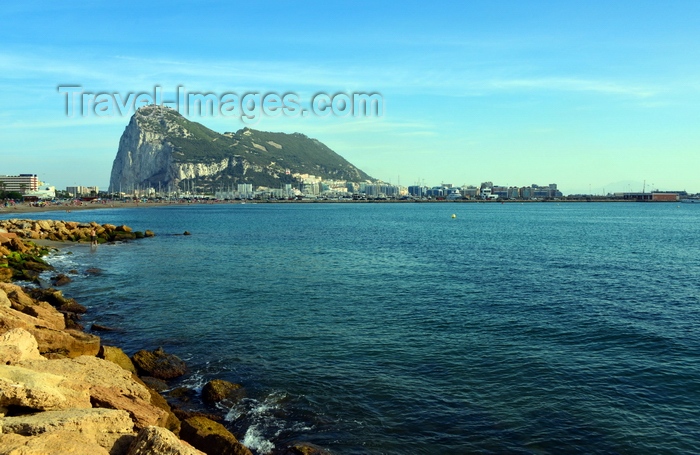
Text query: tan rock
0 304 41 332
36 220 53 231
6 287 35 308
0 289 11 308
0 365 91 410
0 268 13 283
132 347 187 379
127 426 206 455
99 345 138 374
0 284 65 330
1 408 135 453
18 356 167 429
1 407 134 436
0 304 96 358
132 375 181 435
201 379 244 405
11 299 66 331
0 328 44 364
180 416 253 455
29 326 100 358
92 384 169 430
0 431 111 455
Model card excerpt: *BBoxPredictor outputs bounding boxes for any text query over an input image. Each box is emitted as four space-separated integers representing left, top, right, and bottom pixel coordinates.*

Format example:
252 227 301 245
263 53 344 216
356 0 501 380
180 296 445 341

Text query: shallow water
7 202 700 454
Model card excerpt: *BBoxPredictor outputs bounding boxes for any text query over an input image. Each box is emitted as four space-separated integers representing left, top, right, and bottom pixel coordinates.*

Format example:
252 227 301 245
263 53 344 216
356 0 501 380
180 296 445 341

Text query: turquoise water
6 202 700 454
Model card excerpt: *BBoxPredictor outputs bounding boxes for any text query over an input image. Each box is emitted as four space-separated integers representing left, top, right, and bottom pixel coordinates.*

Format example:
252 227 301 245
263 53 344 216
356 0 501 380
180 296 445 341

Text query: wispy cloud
487 77 658 98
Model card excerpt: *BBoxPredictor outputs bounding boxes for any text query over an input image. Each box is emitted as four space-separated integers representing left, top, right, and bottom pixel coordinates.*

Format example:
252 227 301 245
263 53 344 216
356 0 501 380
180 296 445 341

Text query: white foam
242 425 275 454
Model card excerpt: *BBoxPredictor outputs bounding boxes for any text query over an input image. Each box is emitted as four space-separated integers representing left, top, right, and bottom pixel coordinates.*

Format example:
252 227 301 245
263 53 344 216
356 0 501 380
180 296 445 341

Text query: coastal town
1 173 697 205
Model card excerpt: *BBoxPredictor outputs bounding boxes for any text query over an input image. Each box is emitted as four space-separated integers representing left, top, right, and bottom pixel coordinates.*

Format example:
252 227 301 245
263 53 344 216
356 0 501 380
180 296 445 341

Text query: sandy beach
0 201 173 214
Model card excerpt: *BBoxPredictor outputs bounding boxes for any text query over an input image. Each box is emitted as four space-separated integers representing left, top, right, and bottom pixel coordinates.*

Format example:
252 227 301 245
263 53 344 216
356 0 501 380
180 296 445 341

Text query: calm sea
5 202 700 454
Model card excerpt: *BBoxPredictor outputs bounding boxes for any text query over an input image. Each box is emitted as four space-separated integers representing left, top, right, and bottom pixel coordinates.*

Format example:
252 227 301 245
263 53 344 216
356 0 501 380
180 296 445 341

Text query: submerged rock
132 347 187 380
277 443 334 455
50 274 72 287
201 379 245 405
180 416 252 455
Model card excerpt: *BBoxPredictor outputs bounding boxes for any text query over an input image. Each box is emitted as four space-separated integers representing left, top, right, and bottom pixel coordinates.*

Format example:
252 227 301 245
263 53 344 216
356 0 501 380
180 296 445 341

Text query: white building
0 174 39 194
66 186 99 197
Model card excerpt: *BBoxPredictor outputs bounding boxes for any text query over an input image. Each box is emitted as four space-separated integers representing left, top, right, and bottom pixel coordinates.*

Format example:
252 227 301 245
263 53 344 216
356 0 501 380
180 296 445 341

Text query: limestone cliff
109 105 372 193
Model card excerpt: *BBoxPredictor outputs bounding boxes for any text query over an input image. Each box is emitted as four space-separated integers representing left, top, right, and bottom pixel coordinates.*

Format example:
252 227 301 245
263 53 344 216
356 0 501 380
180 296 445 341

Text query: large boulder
0 328 44 364
17 356 169 429
127 426 205 455
277 443 334 455
1 283 36 307
50 274 72 287
201 379 245 405
99 345 138 374
132 347 187 379
0 431 112 455
4 287 66 331
131 374 181 435
180 416 253 455
30 327 100 359
0 365 91 411
91 384 170 430
0 408 135 453
0 268 12 283
0 304 98 358
36 220 53 232
28 288 87 314
0 288 11 308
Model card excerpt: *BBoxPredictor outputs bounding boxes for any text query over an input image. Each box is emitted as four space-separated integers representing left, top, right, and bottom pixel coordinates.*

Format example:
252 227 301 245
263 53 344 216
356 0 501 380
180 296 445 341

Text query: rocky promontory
0 224 331 455
0 226 256 454
0 218 155 243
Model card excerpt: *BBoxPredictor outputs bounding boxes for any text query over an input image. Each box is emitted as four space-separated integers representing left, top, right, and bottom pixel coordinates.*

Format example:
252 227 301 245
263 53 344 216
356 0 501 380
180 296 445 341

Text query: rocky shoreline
0 219 329 455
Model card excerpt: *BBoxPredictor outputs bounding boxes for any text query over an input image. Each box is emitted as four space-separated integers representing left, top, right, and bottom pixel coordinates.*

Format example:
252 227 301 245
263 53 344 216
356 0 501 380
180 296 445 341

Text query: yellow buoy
451 214 456 219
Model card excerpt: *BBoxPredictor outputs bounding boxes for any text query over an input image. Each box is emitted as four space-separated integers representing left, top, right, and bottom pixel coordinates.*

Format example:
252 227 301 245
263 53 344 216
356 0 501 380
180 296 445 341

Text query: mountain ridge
109 105 373 193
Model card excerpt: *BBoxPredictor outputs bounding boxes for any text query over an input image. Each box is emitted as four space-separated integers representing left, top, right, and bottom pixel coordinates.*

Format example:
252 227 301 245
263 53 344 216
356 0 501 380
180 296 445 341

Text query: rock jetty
0 225 331 455
0 218 155 243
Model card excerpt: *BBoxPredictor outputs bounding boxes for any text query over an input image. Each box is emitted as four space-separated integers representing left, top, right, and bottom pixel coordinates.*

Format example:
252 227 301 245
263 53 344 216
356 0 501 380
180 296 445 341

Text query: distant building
26 186 56 200
0 174 39 194
237 183 254 198
461 186 478 199
426 187 444 198
619 192 680 202
492 186 509 199
652 193 679 202
481 187 497 199
408 185 425 197
66 186 99 197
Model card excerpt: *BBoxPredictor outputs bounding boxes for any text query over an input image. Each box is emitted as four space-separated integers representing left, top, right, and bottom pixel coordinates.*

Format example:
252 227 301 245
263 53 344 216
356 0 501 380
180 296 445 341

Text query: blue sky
1 1 699 194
